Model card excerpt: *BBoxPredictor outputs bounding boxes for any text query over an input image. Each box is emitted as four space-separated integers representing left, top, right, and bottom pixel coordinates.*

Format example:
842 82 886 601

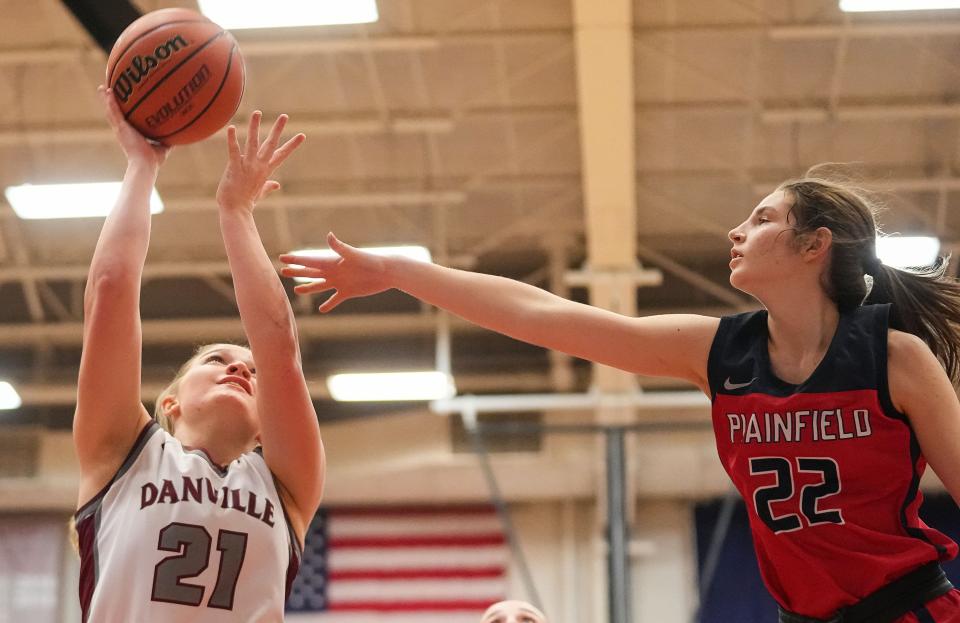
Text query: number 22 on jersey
750 457 844 534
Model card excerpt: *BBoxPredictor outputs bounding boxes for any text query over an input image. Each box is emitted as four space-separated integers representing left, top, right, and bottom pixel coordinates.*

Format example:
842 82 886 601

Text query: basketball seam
151 41 242 142
122 30 226 121
107 19 209 87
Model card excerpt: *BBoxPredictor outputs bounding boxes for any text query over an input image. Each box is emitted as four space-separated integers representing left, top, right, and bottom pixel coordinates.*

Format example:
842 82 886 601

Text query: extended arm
282 234 719 391
216 112 324 538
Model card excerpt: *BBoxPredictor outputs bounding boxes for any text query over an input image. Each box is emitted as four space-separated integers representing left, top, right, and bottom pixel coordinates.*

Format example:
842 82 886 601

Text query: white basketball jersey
76 421 301 622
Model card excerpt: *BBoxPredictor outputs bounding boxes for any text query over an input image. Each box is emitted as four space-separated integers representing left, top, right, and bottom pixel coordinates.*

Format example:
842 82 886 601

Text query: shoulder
887 329 933 367
887 329 945 413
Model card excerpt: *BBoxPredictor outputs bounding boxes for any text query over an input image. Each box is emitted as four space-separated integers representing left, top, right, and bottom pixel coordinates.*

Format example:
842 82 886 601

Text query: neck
174 427 255 466
762 286 840 358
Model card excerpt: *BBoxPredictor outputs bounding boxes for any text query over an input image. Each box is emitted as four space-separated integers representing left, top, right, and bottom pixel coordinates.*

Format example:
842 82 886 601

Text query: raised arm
216 112 324 535
281 234 720 393
74 87 169 507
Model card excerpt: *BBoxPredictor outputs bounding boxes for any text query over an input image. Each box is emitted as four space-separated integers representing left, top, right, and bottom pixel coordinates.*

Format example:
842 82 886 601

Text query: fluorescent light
5 183 163 219
198 0 378 29
289 245 431 283
875 236 940 268
327 371 456 402
0 382 21 410
841 0 960 11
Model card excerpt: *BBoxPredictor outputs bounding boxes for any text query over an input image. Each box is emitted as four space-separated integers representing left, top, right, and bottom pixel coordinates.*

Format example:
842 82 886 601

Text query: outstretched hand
280 233 392 313
216 111 305 212
99 85 170 167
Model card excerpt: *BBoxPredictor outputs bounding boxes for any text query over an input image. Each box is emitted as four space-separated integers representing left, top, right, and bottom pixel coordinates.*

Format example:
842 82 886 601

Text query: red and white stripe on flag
287 505 508 622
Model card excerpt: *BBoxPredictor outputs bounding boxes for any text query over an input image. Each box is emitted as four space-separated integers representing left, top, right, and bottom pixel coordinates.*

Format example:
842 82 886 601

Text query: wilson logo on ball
145 64 212 128
112 34 190 104
106 7 245 145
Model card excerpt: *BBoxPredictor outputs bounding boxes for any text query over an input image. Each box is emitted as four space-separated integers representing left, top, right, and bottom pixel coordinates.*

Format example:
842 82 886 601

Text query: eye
205 354 225 364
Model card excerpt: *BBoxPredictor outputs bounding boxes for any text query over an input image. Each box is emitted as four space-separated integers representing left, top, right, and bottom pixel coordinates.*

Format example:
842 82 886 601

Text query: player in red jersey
281 171 960 622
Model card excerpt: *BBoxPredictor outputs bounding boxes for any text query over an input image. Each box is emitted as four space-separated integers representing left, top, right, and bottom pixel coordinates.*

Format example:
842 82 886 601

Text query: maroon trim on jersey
285 538 302 601
181 444 231 476
271 476 303 599
76 509 98 623
75 420 160 622
75 420 161 520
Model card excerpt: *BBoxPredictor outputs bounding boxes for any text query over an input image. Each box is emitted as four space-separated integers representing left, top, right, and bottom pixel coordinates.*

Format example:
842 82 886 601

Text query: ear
161 395 181 422
801 226 833 262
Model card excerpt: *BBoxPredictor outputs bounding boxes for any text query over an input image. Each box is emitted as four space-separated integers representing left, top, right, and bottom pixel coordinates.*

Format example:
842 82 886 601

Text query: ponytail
866 259 960 384
779 171 960 385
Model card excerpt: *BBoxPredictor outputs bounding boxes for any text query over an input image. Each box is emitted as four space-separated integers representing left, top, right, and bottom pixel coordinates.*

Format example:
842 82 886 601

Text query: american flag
286 505 508 623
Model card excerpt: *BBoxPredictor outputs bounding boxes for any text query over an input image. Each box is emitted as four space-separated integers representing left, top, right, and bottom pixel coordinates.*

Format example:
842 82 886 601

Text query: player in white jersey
72 86 325 622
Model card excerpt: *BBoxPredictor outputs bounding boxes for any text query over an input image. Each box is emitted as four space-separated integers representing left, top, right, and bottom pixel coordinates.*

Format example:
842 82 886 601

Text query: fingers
279 253 309 266
258 180 281 201
258 114 288 160
268 133 306 169
327 232 356 257
226 125 241 162
282 265 328 279
279 253 338 269
245 110 262 160
286 276 343 313
292 280 334 295
318 292 343 313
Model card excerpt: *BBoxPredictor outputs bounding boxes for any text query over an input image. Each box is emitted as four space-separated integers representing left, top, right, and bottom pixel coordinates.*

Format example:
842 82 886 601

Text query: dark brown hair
777 172 960 384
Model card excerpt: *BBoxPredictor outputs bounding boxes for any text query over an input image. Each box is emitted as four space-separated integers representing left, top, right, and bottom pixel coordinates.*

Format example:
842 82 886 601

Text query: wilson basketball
105 8 245 146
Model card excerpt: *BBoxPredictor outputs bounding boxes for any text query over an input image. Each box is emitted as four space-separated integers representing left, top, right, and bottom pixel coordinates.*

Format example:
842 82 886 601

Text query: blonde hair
153 343 251 433
69 343 251 555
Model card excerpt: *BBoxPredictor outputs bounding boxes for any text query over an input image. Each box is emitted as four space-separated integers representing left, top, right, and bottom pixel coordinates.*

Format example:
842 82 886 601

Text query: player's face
480 601 546 623
727 190 803 294
175 346 259 434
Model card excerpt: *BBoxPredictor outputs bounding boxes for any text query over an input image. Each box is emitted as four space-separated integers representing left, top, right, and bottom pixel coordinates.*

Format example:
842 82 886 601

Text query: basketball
105 8 244 146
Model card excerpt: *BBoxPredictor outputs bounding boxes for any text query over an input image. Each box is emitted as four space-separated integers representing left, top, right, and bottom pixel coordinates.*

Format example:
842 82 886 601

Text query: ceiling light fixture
875 236 940 268
198 0 379 29
840 0 960 11
5 182 163 219
327 371 456 402
0 382 22 410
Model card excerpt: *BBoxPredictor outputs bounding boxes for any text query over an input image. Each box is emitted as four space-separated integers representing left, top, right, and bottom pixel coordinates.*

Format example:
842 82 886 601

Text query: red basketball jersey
708 304 957 619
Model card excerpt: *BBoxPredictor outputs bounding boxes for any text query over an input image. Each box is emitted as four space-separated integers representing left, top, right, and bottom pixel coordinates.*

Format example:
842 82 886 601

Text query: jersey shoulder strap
707 309 766 399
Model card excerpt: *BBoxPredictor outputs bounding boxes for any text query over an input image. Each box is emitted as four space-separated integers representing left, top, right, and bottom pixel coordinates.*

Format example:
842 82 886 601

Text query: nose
729 227 744 243
227 361 252 379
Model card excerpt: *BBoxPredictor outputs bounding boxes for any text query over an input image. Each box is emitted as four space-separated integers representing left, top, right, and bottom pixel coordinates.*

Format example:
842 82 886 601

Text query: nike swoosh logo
724 377 757 391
